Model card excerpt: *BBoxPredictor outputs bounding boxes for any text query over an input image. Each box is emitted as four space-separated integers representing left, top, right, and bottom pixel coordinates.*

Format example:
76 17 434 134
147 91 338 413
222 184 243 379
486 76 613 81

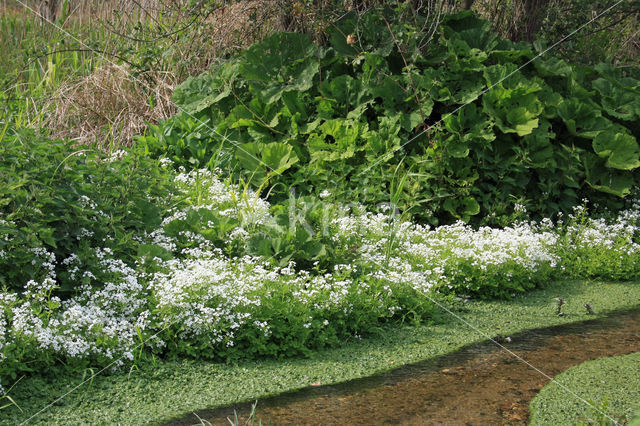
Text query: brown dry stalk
41 64 176 148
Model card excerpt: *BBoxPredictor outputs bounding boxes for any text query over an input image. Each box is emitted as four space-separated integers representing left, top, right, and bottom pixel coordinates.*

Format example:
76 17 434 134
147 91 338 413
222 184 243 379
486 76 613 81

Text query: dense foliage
2 3 640 415
141 8 640 225
0 127 176 296
2 133 640 393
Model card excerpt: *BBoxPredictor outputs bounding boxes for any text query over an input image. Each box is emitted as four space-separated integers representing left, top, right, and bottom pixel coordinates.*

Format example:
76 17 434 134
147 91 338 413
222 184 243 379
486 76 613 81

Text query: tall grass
0 1 270 146
0 8 104 128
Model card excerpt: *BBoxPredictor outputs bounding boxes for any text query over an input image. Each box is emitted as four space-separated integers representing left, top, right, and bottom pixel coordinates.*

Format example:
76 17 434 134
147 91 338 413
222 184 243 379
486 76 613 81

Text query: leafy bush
3 164 640 393
556 200 640 279
140 7 640 225
0 126 177 297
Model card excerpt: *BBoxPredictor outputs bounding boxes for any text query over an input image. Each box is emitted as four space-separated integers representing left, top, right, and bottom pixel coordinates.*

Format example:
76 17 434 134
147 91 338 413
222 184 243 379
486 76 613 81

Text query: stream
169 308 640 425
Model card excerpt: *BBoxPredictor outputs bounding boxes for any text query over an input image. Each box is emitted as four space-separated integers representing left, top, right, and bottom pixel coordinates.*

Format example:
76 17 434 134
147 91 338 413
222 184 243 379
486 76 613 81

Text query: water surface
169 309 640 425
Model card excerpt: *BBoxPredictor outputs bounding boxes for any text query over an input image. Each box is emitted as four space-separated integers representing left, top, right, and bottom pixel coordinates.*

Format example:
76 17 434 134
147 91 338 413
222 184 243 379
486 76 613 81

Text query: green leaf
262 143 299 174
371 75 407 111
319 74 372 118
400 110 424 132
533 56 573 78
461 196 480 216
308 120 366 162
443 104 495 144
248 233 275 257
282 91 309 122
172 59 241 113
522 120 556 167
505 107 540 136
242 33 319 103
445 26 498 53
328 10 394 58
302 240 325 258
592 130 640 170
592 78 640 121
366 114 402 156
39 227 57 248
483 63 518 88
451 73 486 104
235 142 264 175
489 42 533 63
444 135 470 158
443 196 480 220
138 244 173 262
557 98 612 138
482 85 542 136
584 154 635 197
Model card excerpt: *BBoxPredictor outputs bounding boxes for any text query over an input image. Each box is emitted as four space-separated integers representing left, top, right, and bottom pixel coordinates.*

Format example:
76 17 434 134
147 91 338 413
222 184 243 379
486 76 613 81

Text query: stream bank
175 309 640 425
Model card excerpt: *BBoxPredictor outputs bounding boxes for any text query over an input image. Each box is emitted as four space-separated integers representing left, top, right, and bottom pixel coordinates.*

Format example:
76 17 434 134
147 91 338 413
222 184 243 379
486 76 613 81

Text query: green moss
530 353 640 425
3 280 640 425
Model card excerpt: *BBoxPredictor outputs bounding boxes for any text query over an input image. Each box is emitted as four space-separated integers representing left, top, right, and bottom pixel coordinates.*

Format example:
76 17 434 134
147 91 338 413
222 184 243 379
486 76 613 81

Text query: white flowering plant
0 130 179 298
556 200 640 279
1 159 640 398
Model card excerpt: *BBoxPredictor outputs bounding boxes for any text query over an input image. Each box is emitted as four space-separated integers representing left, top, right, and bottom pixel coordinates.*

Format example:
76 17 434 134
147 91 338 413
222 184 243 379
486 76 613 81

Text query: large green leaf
262 142 299 175
533 56 573 79
557 98 612 138
444 25 498 54
319 74 372 118
592 130 640 170
172 59 241 113
328 9 395 58
365 114 402 156
483 63 519 88
242 33 319 103
482 65 544 137
307 119 367 162
235 141 299 182
225 96 283 146
482 84 542 136
443 104 495 147
450 72 486 104
489 39 533 63
235 142 264 174
282 91 309 122
443 196 480 220
536 85 564 119
441 10 490 34
522 120 556 168
592 78 640 121
584 154 635 197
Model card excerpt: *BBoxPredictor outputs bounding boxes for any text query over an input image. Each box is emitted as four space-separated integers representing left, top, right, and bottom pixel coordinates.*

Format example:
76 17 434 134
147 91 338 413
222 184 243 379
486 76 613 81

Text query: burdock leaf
593 130 640 171
584 154 635 197
262 143 299 174
242 33 319 103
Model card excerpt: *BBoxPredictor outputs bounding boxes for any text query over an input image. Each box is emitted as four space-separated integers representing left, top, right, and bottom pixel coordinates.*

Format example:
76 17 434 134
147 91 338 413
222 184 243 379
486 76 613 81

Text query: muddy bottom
170 309 640 425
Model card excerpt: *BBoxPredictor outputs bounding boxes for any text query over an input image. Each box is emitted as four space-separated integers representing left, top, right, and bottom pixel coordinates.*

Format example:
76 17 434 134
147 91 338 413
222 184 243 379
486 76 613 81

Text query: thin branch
580 10 638 37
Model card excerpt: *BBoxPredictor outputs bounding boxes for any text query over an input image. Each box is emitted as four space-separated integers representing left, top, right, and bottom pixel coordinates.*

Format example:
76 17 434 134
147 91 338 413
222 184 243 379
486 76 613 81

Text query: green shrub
2 163 640 391
140 7 640 226
556 200 640 280
0 126 177 297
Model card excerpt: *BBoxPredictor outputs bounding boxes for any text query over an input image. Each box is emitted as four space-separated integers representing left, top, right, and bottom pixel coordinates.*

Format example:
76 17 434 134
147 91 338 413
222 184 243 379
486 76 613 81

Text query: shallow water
169 309 640 425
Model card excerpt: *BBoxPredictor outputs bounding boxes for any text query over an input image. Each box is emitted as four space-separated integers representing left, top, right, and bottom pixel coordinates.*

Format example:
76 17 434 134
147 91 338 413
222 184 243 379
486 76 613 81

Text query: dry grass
42 64 176 148
14 0 637 150
204 0 280 56
24 0 300 150
34 0 280 148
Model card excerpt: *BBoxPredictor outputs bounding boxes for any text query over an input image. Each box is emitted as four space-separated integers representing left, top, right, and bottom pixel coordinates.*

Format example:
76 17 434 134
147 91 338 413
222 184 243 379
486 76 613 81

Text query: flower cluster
1 170 639 391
